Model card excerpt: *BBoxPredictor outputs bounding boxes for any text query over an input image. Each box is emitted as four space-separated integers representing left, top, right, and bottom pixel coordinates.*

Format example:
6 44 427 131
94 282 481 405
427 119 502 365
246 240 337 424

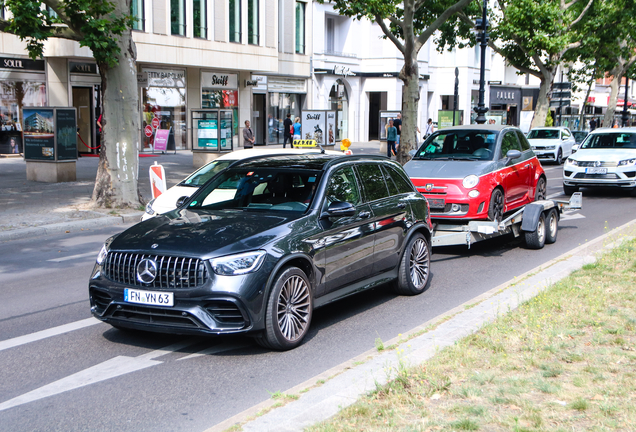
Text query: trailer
431 192 583 249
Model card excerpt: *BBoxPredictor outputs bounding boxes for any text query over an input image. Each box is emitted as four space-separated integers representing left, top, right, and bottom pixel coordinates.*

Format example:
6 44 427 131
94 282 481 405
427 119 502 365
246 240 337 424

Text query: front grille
103 253 209 289
110 304 203 329
576 161 617 168
430 204 469 214
205 301 248 328
573 173 619 180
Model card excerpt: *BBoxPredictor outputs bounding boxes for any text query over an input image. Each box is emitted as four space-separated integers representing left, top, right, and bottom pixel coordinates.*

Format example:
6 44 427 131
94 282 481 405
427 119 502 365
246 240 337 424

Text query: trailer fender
520 203 545 232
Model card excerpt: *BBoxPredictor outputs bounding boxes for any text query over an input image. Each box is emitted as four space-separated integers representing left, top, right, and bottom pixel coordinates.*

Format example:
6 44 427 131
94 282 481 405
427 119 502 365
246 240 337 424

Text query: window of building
229 0 242 43
295 1 305 54
131 0 144 31
171 0 185 36
326 17 334 53
248 0 259 45
193 0 207 38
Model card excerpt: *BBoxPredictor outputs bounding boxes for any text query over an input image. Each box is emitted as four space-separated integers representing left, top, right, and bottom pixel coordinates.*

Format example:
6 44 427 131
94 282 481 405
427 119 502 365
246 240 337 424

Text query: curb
0 212 143 243
208 217 636 432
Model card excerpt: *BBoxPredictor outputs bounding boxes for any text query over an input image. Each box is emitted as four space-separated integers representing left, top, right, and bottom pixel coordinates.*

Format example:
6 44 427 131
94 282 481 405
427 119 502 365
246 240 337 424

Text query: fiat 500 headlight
618 158 636 166
462 175 479 189
210 250 267 276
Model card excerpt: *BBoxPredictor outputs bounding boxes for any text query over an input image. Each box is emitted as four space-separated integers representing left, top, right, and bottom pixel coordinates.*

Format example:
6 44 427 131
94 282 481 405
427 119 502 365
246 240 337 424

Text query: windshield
180 160 235 187
413 130 498 160
572 131 588 143
188 167 322 212
527 129 560 139
581 132 636 149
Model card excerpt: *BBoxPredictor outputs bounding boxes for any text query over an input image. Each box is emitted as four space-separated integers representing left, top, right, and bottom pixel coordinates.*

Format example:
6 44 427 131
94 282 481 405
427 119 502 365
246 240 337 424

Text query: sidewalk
0 142 383 242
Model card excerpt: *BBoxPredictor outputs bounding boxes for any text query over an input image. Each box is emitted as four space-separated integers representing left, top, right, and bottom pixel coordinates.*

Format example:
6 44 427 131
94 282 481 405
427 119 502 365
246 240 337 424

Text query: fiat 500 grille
103 253 209 288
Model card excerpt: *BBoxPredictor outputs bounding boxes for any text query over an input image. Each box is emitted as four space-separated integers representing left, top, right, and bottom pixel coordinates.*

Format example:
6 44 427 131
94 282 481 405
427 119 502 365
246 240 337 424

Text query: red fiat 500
403 125 546 221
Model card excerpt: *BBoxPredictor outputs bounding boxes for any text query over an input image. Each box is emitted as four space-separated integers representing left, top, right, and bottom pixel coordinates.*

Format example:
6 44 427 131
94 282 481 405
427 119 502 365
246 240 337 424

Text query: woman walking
293 117 302 140
386 119 397 158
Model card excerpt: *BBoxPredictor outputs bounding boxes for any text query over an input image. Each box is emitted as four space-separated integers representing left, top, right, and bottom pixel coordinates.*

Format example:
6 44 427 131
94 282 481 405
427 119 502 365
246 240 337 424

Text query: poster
438 110 463 129
23 108 55 160
520 111 534 133
220 113 232 150
56 109 77 160
197 119 218 149
326 111 336 146
154 128 170 151
301 111 325 145
485 110 507 126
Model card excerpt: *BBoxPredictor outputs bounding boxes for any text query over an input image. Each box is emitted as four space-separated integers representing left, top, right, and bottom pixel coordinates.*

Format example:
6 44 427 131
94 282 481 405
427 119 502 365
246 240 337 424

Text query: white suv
562 128 636 195
527 127 576 164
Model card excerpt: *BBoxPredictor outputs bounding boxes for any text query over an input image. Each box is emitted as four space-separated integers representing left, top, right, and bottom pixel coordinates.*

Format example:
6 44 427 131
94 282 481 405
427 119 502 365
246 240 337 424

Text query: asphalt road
0 163 634 432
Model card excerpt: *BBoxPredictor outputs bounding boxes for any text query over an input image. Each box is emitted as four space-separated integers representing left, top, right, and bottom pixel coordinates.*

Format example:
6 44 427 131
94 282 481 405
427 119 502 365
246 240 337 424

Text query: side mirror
506 149 522 159
176 196 189 208
322 201 356 218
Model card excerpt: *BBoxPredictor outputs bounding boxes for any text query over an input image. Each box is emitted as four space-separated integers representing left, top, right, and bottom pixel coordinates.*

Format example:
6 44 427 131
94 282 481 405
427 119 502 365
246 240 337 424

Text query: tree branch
489 41 542 78
375 14 405 54
568 0 594 29
415 0 474 49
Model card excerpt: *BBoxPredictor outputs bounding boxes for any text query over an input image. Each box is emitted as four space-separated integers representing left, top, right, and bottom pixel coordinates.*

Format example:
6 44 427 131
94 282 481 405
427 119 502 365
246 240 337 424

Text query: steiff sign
201 71 238 89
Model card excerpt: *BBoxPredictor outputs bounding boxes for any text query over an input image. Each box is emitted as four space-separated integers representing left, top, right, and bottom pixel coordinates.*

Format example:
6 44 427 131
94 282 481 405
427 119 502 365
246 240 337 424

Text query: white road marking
0 339 198 412
0 318 101 353
560 212 586 221
178 342 250 361
47 251 97 263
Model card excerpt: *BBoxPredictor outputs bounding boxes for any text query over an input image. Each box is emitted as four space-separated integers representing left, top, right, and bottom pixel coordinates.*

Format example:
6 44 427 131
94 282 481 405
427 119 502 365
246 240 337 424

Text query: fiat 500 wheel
535 177 547 201
488 188 504 222
393 233 430 296
257 267 312 351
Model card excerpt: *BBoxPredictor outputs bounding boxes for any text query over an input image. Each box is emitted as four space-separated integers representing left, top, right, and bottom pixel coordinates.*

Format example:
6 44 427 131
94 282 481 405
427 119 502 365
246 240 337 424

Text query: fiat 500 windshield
414 130 498 160
187 168 323 212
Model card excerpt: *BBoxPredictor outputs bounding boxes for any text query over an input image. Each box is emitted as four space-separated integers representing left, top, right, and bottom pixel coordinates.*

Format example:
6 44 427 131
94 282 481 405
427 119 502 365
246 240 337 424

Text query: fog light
451 204 461 212
468 190 480 198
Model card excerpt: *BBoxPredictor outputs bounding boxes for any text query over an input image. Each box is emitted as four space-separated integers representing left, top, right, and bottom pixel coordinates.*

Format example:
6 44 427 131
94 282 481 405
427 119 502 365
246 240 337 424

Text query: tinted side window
380 166 399 196
500 131 521 158
356 164 389 202
516 130 531 151
324 166 360 205
386 165 415 194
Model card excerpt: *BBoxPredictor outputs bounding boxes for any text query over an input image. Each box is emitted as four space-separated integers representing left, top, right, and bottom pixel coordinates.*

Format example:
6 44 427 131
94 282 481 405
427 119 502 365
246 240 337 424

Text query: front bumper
532 149 558 161
412 180 489 220
563 166 636 188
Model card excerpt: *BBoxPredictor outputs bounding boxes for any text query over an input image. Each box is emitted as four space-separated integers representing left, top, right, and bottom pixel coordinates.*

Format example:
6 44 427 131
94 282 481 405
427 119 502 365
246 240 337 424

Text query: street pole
474 0 489 124
622 77 629 127
453 67 459 126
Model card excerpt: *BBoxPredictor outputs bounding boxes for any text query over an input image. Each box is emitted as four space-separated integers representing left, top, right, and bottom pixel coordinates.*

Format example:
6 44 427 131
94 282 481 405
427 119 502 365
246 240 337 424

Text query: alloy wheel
409 238 430 290
276 274 311 342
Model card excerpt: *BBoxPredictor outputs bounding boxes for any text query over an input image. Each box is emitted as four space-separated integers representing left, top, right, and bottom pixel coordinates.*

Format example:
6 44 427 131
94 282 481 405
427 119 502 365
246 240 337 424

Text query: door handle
357 211 371 219
524 164 531 168
397 202 407 209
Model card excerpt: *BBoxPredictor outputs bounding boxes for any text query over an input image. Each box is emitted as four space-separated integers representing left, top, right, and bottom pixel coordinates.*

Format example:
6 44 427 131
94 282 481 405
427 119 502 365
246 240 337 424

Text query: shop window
193 0 207 38
171 0 185 36
267 93 301 144
131 0 144 31
0 80 47 155
295 1 305 54
329 80 348 142
248 0 259 45
202 89 239 145
229 0 242 43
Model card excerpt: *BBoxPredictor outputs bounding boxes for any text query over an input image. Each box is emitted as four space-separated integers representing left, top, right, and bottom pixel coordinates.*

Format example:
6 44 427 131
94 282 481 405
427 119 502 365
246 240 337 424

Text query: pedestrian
424 118 434 138
394 113 402 146
589 117 597 131
243 120 255 148
386 119 397 158
613 119 619 128
283 113 293 148
293 117 302 140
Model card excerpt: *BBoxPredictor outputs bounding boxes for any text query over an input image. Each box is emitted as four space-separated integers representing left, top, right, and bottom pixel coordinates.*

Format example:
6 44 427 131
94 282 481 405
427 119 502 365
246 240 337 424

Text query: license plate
585 167 607 174
124 288 174 307
427 198 446 209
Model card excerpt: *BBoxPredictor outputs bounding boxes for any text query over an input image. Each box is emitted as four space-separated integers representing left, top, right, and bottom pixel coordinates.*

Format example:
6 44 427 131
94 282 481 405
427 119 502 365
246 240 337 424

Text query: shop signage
1 57 46 71
245 80 259 86
144 125 153 137
251 75 268 92
154 128 170 151
490 87 521 104
144 69 186 88
201 71 238 89
333 65 355 76
137 72 149 87
69 62 98 74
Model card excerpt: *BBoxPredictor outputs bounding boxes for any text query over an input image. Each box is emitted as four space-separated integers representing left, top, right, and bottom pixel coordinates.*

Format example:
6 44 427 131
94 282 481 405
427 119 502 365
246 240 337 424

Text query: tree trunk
91 0 141 208
531 73 553 129
396 58 420 165
604 67 622 128
579 75 595 131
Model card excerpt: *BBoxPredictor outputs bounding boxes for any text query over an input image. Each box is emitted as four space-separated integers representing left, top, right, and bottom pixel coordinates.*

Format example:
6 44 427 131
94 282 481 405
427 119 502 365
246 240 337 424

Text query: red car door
499 131 530 207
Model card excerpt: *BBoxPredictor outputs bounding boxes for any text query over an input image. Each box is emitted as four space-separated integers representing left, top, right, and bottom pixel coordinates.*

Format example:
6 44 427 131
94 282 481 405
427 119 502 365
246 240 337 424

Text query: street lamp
474 0 489 124
621 77 629 127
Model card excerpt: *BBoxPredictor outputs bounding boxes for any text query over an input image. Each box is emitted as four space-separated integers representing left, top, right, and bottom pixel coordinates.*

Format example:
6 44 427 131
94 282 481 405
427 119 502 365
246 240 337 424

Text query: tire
488 188 504 222
534 177 547 201
545 209 558 244
393 233 431 296
563 184 579 195
555 148 563 165
629 187 636 197
256 266 313 351
525 212 546 249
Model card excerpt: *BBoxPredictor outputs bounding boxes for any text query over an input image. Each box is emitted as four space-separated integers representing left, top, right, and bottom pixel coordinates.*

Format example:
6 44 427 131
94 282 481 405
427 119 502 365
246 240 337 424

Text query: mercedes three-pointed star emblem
136 258 158 284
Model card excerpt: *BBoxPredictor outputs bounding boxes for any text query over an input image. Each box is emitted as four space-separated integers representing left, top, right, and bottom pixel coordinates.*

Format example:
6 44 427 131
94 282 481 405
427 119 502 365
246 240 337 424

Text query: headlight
618 158 636 166
545 145 556 150
96 236 116 265
210 250 267 276
462 175 479 189
565 158 578 166
145 199 155 215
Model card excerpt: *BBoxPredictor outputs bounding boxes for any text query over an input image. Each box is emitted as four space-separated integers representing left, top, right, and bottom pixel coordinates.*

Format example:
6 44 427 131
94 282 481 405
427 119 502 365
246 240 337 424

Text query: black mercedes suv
89 153 433 350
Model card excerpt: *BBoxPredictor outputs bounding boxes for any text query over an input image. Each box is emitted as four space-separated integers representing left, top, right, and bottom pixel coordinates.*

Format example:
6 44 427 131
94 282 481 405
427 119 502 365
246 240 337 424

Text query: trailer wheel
525 212 546 249
545 209 558 244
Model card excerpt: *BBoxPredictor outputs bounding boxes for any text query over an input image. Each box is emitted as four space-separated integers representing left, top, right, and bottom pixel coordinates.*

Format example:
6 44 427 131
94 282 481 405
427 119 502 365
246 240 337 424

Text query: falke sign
0 57 45 71
202 71 238 90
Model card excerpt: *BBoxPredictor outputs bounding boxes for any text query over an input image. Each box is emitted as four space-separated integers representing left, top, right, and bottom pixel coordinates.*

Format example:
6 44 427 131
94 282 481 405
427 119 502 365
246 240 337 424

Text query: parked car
571 130 589 153
563 127 636 195
526 126 576 164
90 154 433 350
404 125 546 222
142 148 342 220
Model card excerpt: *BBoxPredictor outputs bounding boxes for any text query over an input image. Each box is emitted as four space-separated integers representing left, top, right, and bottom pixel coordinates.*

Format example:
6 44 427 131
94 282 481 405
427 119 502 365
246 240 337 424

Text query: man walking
283 113 294 148
243 120 255 148
394 113 402 146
